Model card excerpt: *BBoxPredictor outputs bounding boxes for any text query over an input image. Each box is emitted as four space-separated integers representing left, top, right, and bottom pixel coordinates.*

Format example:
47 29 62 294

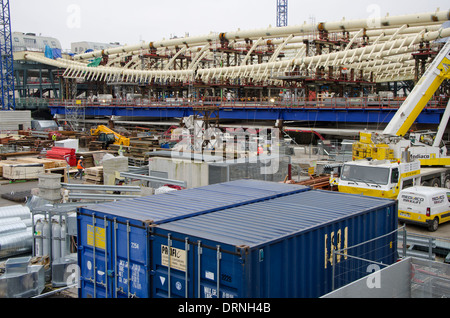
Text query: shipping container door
151 233 243 298
78 214 112 298
110 219 149 298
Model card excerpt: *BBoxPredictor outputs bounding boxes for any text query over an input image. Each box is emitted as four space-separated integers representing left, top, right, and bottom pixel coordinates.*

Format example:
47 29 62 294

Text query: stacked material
84 166 104 184
0 160 19 177
46 147 76 166
102 155 128 185
77 151 107 168
14 158 67 170
0 158 66 179
1 163 44 180
0 205 33 259
128 137 161 159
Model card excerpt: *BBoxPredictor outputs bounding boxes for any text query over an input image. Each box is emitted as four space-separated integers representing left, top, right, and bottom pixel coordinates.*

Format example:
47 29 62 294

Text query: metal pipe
73 10 450 60
62 183 142 192
104 216 108 298
167 234 171 298
68 193 141 200
92 214 96 298
0 228 32 258
23 21 450 84
185 237 189 298
120 172 187 188
114 218 118 298
0 205 31 220
126 221 131 298
216 245 221 298
197 241 202 298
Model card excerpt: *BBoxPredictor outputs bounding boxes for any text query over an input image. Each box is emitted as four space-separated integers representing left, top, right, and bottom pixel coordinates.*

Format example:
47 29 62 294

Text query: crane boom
383 40 450 137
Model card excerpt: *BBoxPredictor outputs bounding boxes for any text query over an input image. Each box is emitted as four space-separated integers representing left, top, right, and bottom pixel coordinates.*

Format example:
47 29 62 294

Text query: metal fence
325 256 450 298
331 227 398 291
328 226 450 298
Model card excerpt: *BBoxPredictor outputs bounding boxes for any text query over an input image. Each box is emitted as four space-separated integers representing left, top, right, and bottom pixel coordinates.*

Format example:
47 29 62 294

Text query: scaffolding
0 0 15 110
276 0 288 28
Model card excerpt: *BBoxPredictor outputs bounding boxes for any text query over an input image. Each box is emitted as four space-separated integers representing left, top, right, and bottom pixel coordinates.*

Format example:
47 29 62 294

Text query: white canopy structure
22 10 450 85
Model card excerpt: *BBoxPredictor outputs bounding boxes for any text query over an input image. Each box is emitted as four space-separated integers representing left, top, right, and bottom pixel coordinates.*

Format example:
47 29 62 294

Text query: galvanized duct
0 205 31 220
0 228 33 258
0 222 27 236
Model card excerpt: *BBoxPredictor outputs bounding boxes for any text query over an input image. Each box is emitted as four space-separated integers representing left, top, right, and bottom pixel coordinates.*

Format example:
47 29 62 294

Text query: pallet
84 166 104 184
85 166 103 176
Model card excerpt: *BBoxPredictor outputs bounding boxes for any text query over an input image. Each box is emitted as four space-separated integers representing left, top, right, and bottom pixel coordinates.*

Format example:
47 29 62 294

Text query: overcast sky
11 0 450 51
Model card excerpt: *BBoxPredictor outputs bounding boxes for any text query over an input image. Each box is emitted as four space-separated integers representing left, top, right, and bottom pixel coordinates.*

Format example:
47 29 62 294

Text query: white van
398 186 450 231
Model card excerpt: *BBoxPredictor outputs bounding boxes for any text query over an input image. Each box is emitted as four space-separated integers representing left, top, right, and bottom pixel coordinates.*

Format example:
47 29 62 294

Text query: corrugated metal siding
0 111 31 131
79 179 308 226
157 190 396 248
153 190 398 298
77 179 309 298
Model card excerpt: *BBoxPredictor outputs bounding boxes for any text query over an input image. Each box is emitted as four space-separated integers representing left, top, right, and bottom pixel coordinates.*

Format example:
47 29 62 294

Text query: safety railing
46 95 449 110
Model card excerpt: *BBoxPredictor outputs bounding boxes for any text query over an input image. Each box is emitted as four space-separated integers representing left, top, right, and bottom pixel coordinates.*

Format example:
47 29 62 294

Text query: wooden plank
85 166 103 176
0 151 40 159
16 157 57 170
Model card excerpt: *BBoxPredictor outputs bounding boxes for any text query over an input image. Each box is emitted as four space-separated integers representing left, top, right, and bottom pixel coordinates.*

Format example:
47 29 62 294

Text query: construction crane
276 0 288 27
352 40 450 165
332 41 450 199
0 0 15 110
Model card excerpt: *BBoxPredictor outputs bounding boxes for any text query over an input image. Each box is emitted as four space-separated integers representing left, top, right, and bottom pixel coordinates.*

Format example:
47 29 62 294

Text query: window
14 37 19 42
24 38 36 45
341 164 390 185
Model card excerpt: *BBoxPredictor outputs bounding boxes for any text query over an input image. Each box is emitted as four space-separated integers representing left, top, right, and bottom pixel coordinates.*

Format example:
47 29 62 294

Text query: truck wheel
431 178 441 187
444 177 450 189
428 218 439 232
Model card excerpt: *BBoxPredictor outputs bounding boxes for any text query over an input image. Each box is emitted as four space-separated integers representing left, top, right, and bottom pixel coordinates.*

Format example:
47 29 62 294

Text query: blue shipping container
152 190 398 298
77 180 309 298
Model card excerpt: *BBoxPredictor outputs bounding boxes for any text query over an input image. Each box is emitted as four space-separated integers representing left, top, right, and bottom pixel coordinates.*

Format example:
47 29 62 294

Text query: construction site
0 1 450 302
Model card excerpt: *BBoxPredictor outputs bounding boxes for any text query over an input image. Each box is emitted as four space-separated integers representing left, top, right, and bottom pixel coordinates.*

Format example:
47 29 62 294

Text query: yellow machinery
90 125 130 147
352 132 394 161
333 42 450 199
352 40 450 164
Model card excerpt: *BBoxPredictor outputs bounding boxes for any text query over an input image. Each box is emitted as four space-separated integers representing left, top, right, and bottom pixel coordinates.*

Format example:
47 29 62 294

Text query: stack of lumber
84 166 104 184
0 157 67 179
0 160 19 177
109 137 161 159
15 157 67 170
88 141 105 151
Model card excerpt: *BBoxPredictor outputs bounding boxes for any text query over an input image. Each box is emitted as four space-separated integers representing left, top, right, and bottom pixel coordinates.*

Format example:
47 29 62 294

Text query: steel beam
120 172 187 188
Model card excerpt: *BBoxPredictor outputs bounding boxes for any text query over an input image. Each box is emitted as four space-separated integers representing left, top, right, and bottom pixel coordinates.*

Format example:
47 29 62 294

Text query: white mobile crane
332 40 450 199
